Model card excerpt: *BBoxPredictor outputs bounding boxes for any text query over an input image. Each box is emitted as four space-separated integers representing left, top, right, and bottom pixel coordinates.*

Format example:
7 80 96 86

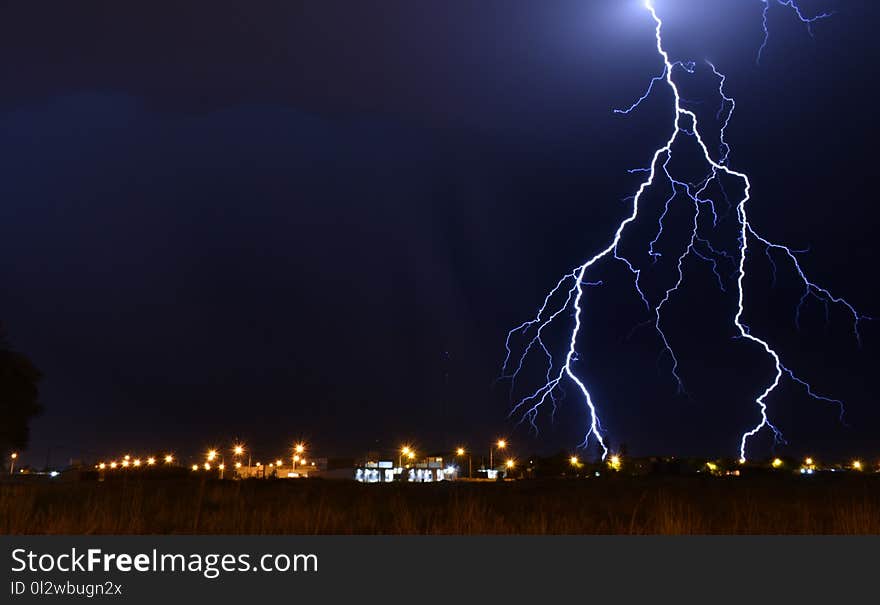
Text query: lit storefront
355 458 459 483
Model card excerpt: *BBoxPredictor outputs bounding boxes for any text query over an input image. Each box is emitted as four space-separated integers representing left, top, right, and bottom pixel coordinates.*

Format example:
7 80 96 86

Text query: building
355 456 459 483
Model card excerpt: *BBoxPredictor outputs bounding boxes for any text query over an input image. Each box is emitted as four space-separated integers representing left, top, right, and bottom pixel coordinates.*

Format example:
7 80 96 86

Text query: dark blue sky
2 0 877 466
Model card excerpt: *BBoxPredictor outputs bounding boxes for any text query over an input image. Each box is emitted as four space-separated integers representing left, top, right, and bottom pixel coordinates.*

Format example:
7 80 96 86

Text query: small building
354 457 459 483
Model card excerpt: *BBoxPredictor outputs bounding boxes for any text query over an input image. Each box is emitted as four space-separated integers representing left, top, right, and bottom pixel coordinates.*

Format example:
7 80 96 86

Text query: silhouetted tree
0 324 43 455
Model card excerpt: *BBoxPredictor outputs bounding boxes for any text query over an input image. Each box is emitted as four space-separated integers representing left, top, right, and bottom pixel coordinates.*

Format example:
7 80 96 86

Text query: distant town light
570 456 579 466
276 459 283 467
233 445 245 456
505 459 515 469
207 450 218 462
164 455 174 464
98 463 106 470
608 455 622 471
456 447 466 456
110 462 118 469
147 457 156 466
204 463 211 471
805 457 814 466
133 459 142 467
497 440 507 449
852 460 863 471
191 464 198 471
294 443 306 455
772 458 783 468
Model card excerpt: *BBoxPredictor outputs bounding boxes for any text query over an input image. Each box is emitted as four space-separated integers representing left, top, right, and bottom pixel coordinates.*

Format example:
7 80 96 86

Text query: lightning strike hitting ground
501 0 870 460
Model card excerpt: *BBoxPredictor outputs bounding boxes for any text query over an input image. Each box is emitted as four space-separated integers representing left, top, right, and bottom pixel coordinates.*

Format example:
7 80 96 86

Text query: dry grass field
2 475 879 534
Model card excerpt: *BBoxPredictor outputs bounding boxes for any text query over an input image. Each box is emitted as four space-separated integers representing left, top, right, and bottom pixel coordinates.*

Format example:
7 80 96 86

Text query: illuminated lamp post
490 439 507 470
456 447 471 479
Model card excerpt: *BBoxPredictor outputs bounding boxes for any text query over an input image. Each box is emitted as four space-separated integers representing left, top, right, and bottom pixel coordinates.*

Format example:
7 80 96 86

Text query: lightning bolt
501 0 869 461
757 0 834 64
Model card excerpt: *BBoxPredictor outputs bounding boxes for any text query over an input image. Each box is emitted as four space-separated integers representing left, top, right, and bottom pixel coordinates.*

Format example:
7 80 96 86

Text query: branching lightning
758 0 834 64
501 0 870 460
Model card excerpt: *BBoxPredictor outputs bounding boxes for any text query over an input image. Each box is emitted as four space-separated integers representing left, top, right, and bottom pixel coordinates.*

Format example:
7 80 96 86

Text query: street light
232 444 248 477
570 455 580 467
456 447 472 478
608 455 622 471
399 446 412 468
147 457 156 466
772 458 784 469
164 455 174 464
852 460 863 471
490 439 507 470
191 464 198 472
293 444 306 472
9 452 17 477
505 459 515 478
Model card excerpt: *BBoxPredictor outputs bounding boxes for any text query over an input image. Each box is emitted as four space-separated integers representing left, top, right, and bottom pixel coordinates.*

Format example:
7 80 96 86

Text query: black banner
1 536 876 603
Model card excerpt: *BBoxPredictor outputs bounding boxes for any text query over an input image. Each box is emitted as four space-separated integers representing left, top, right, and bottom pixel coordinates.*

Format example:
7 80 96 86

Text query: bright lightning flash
501 0 870 460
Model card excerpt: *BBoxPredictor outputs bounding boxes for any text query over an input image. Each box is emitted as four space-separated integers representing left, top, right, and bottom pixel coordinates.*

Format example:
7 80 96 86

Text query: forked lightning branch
502 0 871 460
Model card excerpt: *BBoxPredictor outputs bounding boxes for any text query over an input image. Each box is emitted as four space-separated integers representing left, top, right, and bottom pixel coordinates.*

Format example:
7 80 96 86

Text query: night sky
2 0 877 466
